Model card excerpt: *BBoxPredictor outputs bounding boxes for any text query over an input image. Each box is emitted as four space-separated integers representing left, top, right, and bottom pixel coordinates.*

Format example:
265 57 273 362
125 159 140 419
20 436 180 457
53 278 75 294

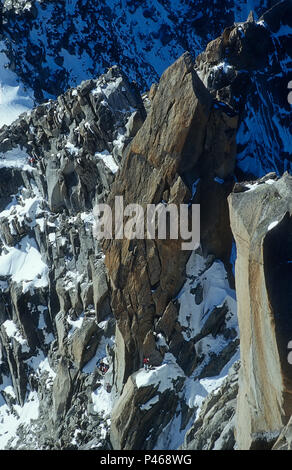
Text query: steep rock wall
228 173 292 449
103 52 238 449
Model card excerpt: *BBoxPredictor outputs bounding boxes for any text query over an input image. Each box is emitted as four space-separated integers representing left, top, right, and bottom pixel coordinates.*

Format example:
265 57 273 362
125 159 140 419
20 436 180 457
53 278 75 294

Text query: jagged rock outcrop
181 361 239 450
103 52 238 449
110 364 185 450
196 0 292 178
0 65 145 212
228 173 292 449
0 67 145 449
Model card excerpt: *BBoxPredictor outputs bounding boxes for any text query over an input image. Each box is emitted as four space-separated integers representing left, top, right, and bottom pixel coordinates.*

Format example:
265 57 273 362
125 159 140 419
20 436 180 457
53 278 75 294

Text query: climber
102 363 109 374
97 359 109 375
143 356 150 371
99 361 105 374
28 156 36 167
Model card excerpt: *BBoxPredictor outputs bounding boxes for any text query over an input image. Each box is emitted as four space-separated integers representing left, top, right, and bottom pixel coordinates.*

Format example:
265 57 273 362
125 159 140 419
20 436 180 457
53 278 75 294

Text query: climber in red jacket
98 360 109 375
143 357 150 371
28 156 36 166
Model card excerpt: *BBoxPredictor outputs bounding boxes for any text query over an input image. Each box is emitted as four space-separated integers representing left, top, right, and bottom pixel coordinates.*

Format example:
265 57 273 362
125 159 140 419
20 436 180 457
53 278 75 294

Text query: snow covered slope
236 19 292 177
0 0 277 99
0 42 34 126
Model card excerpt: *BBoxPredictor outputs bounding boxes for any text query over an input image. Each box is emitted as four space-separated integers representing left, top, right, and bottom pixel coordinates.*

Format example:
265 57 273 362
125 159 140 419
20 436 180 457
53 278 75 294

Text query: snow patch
178 251 237 341
67 313 84 337
0 236 49 293
95 150 119 174
135 353 185 393
2 320 29 353
140 395 160 411
0 42 34 127
0 146 34 171
268 220 279 231
0 391 39 449
91 385 112 417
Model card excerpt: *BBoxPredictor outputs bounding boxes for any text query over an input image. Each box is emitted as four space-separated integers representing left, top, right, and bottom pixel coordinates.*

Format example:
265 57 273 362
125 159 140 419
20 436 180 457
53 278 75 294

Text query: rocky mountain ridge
0 0 291 451
0 66 146 449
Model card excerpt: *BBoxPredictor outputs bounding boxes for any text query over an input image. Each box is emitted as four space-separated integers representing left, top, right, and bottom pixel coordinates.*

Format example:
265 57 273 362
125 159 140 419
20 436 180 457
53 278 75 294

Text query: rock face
103 52 238 449
228 173 292 450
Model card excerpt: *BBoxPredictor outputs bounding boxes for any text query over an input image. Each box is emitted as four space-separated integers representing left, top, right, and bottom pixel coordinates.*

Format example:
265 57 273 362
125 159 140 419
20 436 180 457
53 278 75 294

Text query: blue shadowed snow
214 176 225 184
0 0 277 99
230 240 237 276
0 42 34 126
192 178 200 198
236 34 292 179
